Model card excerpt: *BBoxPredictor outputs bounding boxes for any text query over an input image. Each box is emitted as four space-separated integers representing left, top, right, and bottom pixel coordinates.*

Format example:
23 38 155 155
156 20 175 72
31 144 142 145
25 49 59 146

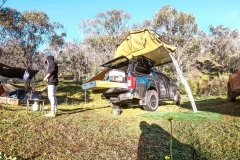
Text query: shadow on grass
57 105 110 116
180 96 240 117
56 80 94 105
137 121 206 160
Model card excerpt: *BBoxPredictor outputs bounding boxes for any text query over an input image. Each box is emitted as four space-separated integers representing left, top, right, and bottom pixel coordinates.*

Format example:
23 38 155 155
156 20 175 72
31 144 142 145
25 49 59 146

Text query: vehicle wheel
228 83 236 102
173 90 181 106
143 90 159 111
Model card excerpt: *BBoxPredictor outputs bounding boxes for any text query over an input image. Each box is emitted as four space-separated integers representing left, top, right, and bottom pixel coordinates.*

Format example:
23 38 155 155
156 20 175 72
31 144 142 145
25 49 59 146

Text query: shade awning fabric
114 28 177 66
0 63 39 79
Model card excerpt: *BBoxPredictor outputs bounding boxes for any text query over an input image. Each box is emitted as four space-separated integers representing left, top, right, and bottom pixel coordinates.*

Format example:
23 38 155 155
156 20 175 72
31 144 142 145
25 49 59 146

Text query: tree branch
0 0 7 8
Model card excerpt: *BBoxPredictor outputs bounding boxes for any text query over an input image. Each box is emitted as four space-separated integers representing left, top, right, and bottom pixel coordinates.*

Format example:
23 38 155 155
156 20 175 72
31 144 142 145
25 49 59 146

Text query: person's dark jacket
46 56 58 86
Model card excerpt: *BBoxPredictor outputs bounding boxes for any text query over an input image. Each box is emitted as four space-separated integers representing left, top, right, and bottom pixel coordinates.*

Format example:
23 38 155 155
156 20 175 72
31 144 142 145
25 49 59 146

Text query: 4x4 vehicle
83 55 180 112
227 68 240 101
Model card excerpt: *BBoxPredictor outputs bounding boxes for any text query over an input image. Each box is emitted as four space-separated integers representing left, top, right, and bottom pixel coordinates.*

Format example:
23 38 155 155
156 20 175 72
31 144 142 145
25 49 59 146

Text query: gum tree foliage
78 9 131 70
151 5 200 74
200 25 240 71
131 19 153 30
57 40 87 82
0 7 65 69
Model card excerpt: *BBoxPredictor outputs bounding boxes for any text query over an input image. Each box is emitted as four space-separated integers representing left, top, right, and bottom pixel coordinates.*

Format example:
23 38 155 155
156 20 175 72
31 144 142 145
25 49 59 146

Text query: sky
3 0 240 42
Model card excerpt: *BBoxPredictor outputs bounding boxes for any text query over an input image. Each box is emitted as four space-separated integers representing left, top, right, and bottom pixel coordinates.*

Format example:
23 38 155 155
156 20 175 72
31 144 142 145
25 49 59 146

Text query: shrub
179 79 198 95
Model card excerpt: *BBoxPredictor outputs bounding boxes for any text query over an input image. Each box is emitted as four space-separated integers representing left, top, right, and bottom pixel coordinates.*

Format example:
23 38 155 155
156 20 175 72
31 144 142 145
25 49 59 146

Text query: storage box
108 69 126 82
0 97 20 105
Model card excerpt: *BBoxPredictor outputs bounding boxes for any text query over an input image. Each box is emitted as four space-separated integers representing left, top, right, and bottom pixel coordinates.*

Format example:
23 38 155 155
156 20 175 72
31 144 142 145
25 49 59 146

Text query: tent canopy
0 63 39 79
114 28 177 66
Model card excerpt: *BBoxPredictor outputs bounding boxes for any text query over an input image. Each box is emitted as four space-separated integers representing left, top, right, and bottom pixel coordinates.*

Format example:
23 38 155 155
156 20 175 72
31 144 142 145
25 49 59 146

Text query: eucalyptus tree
0 7 22 66
202 25 240 71
0 8 65 69
78 9 131 69
152 5 200 73
57 40 87 82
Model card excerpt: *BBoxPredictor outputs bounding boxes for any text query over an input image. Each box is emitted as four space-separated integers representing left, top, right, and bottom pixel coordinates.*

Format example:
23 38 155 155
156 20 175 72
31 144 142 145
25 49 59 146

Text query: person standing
43 55 58 117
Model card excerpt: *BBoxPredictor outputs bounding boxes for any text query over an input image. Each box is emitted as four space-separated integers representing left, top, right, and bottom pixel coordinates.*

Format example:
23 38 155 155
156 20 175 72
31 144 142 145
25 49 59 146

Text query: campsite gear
106 69 126 82
9 89 26 99
27 99 46 115
30 91 42 100
169 53 197 112
82 80 127 90
0 63 38 104
0 63 38 80
32 101 39 111
113 28 177 66
23 69 30 82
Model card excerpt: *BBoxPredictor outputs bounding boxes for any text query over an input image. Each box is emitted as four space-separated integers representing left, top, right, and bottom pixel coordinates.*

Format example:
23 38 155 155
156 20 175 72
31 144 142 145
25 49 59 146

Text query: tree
78 9 131 67
152 5 200 73
57 40 87 82
0 8 66 69
202 25 240 71
0 0 7 8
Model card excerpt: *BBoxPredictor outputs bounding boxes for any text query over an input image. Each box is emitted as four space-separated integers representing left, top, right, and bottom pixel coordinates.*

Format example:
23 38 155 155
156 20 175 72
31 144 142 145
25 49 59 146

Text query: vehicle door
229 69 240 91
155 72 170 99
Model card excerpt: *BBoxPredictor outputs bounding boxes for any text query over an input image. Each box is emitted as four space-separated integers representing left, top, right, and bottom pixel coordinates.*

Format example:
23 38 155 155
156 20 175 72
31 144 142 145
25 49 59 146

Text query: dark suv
89 55 180 113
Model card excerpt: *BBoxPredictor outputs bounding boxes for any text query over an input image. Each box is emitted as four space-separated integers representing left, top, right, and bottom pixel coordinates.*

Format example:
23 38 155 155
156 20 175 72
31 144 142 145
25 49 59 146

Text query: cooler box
108 69 126 82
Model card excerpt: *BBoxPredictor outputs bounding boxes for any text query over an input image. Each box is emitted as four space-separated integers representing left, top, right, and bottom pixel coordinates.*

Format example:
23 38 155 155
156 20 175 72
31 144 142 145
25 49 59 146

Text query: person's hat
45 55 54 64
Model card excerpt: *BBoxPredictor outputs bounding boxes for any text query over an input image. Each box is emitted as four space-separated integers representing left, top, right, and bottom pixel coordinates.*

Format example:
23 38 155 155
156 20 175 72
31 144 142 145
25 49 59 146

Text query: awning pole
85 89 86 104
169 52 198 112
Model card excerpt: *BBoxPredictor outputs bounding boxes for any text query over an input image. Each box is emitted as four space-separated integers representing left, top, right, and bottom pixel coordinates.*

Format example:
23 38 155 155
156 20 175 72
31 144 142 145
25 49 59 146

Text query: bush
206 74 228 96
179 79 198 95
179 72 228 96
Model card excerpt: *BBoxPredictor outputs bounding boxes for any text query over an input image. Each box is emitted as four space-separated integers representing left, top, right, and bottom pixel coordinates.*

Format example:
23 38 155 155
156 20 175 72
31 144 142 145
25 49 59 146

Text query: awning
114 28 177 66
0 63 39 79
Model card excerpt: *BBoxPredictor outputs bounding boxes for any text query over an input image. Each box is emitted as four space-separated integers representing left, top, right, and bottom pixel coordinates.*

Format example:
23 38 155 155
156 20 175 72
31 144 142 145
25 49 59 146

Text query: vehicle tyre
143 90 159 111
227 83 236 102
173 90 181 106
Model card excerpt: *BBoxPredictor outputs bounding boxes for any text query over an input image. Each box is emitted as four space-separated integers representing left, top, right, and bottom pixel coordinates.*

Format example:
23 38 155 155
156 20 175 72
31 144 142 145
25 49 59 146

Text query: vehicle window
135 65 151 74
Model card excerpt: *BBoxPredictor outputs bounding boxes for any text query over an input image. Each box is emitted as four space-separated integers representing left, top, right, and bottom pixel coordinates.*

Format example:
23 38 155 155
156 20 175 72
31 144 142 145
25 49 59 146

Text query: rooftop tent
114 28 177 66
0 63 39 79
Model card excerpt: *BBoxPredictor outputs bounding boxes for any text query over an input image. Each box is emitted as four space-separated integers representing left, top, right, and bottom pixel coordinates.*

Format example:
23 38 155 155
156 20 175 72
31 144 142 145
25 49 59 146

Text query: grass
139 110 222 121
0 79 240 159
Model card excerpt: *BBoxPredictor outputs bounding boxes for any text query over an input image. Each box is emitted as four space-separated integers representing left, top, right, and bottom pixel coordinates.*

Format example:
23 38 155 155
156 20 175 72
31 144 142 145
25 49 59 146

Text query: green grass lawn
0 80 240 159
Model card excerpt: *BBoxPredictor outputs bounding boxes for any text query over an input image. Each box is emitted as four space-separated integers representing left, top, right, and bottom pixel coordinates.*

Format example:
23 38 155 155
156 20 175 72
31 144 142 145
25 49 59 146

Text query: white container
108 69 126 82
32 101 39 111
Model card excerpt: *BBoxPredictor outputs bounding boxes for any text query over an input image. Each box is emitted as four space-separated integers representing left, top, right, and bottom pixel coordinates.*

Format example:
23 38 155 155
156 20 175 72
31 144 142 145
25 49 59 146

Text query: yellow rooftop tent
114 28 177 66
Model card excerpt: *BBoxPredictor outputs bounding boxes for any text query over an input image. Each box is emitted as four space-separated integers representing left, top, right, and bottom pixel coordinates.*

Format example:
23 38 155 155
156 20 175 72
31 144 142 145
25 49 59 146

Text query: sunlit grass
139 110 222 121
0 80 240 159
